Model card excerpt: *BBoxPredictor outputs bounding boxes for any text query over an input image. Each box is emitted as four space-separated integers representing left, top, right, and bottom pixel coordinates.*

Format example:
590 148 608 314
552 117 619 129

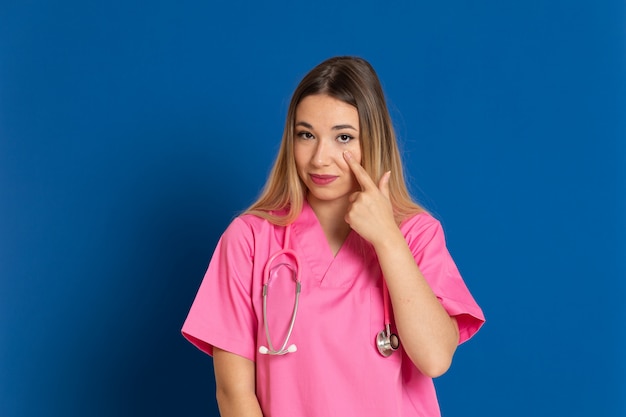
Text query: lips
309 174 338 185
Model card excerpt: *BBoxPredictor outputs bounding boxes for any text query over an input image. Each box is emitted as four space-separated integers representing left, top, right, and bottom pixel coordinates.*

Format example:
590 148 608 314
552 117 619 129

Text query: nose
311 138 331 167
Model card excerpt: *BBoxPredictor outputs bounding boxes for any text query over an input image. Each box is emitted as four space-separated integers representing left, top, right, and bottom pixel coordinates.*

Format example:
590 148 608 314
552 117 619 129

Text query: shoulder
225 213 273 235
221 213 281 247
399 212 447 254
400 211 442 236
232 213 270 229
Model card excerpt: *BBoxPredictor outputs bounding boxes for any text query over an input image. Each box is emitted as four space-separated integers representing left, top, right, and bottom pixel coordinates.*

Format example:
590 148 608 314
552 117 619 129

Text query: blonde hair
245 56 424 225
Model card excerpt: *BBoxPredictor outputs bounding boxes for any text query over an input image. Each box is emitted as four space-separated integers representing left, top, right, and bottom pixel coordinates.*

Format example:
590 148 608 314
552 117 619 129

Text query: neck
306 196 352 255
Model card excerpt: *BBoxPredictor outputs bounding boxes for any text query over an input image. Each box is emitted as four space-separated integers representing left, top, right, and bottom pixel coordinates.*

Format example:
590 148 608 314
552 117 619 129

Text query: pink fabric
182 202 485 417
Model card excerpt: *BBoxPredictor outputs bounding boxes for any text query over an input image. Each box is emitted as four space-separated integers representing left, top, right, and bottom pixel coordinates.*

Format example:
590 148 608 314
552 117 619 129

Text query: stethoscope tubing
260 224 399 357
261 226 302 355
377 279 400 356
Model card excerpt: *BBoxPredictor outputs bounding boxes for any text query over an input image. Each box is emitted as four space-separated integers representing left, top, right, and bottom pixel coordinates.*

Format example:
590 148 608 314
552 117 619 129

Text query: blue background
1 1 624 416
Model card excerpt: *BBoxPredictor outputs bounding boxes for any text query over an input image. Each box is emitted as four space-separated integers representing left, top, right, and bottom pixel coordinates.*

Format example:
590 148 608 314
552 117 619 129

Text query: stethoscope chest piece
376 325 400 357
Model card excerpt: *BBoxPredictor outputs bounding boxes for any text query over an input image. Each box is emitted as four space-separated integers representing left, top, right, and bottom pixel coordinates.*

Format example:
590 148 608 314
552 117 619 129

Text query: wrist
371 226 406 253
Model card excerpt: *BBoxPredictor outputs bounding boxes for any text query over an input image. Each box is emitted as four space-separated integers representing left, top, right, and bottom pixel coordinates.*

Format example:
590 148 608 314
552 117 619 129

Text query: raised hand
343 151 399 246
343 151 461 376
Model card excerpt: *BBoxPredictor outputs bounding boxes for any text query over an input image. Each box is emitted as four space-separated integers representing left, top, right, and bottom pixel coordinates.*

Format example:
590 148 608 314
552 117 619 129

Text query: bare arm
213 347 263 417
371 229 459 377
343 151 459 377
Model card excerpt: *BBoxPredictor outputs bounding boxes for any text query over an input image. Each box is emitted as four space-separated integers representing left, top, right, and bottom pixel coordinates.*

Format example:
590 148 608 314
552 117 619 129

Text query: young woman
182 56 484 417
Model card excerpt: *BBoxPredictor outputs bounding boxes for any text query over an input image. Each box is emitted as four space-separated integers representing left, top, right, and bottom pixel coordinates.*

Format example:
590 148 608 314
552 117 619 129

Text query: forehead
295 94 359 127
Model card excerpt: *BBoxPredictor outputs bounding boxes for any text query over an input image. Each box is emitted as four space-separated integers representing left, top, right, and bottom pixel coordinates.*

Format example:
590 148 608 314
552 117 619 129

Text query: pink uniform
182 201 484 416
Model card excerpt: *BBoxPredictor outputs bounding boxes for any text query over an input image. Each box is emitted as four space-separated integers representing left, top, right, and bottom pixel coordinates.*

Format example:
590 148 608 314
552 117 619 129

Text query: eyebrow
295 121 358 131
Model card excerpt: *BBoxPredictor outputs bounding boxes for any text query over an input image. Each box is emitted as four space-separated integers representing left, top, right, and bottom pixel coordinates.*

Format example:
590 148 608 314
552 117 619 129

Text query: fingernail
344 151 352 159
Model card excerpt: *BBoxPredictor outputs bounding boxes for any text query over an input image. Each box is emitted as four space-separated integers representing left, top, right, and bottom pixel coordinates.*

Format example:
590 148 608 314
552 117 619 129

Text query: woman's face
293 94 362 207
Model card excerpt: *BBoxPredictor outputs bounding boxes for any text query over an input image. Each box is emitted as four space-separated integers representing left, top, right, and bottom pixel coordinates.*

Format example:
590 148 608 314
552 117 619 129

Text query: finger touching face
343 150 375 191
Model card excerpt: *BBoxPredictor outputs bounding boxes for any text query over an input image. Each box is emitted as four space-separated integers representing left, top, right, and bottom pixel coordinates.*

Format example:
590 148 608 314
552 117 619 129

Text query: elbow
401 317 460 377
406 347 455 378
215 383 249 410
419 317 460 377
418 356 453 378
215 385 232 409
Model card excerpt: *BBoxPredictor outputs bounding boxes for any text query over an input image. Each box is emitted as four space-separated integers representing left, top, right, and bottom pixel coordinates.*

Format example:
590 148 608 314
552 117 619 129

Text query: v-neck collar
290 201 376 288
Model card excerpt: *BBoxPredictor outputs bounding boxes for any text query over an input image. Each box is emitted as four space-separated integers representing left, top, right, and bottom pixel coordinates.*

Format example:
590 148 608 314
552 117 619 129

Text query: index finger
343 151 376 190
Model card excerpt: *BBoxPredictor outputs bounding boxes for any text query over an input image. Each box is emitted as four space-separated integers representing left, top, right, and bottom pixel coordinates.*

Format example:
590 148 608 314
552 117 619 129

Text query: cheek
348 142 362 166
336 143 361 172
293 145 306 171
347 147 362 187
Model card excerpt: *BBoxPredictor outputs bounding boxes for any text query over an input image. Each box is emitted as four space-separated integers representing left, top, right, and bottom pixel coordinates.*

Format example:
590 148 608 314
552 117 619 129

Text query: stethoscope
258 225 301 355
258 225 399 357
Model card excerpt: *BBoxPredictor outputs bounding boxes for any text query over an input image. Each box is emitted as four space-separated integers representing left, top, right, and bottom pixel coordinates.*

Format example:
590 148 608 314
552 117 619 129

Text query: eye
337 134 354 144
296 131 315 140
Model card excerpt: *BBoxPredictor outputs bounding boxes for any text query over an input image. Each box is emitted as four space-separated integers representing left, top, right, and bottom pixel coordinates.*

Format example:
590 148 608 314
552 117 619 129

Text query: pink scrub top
182 201 485 417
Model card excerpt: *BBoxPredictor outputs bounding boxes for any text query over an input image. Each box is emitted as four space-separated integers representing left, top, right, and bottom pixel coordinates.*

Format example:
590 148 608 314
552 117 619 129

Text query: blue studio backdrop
1 1 624 416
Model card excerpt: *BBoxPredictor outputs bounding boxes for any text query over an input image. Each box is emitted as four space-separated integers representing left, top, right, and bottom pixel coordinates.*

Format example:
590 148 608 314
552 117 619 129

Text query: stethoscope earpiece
259 344 297 355
260 225 301 356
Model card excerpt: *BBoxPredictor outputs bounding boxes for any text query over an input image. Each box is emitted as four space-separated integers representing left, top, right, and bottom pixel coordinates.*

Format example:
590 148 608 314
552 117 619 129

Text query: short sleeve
403 215 485 344
181 217 258 361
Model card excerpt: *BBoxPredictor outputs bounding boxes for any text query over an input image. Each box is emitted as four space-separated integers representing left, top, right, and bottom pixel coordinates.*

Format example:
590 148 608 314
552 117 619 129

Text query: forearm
373 229 459 377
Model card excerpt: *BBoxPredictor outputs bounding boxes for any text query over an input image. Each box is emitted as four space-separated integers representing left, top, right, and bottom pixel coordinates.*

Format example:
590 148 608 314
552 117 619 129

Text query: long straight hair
245 56 424 225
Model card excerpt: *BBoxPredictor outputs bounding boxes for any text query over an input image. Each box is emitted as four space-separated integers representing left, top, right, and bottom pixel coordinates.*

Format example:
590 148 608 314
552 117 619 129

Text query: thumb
378 171 391 199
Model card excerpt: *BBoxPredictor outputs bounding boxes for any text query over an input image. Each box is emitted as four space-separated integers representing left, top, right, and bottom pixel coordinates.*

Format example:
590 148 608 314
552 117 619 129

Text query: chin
307 190 350 204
